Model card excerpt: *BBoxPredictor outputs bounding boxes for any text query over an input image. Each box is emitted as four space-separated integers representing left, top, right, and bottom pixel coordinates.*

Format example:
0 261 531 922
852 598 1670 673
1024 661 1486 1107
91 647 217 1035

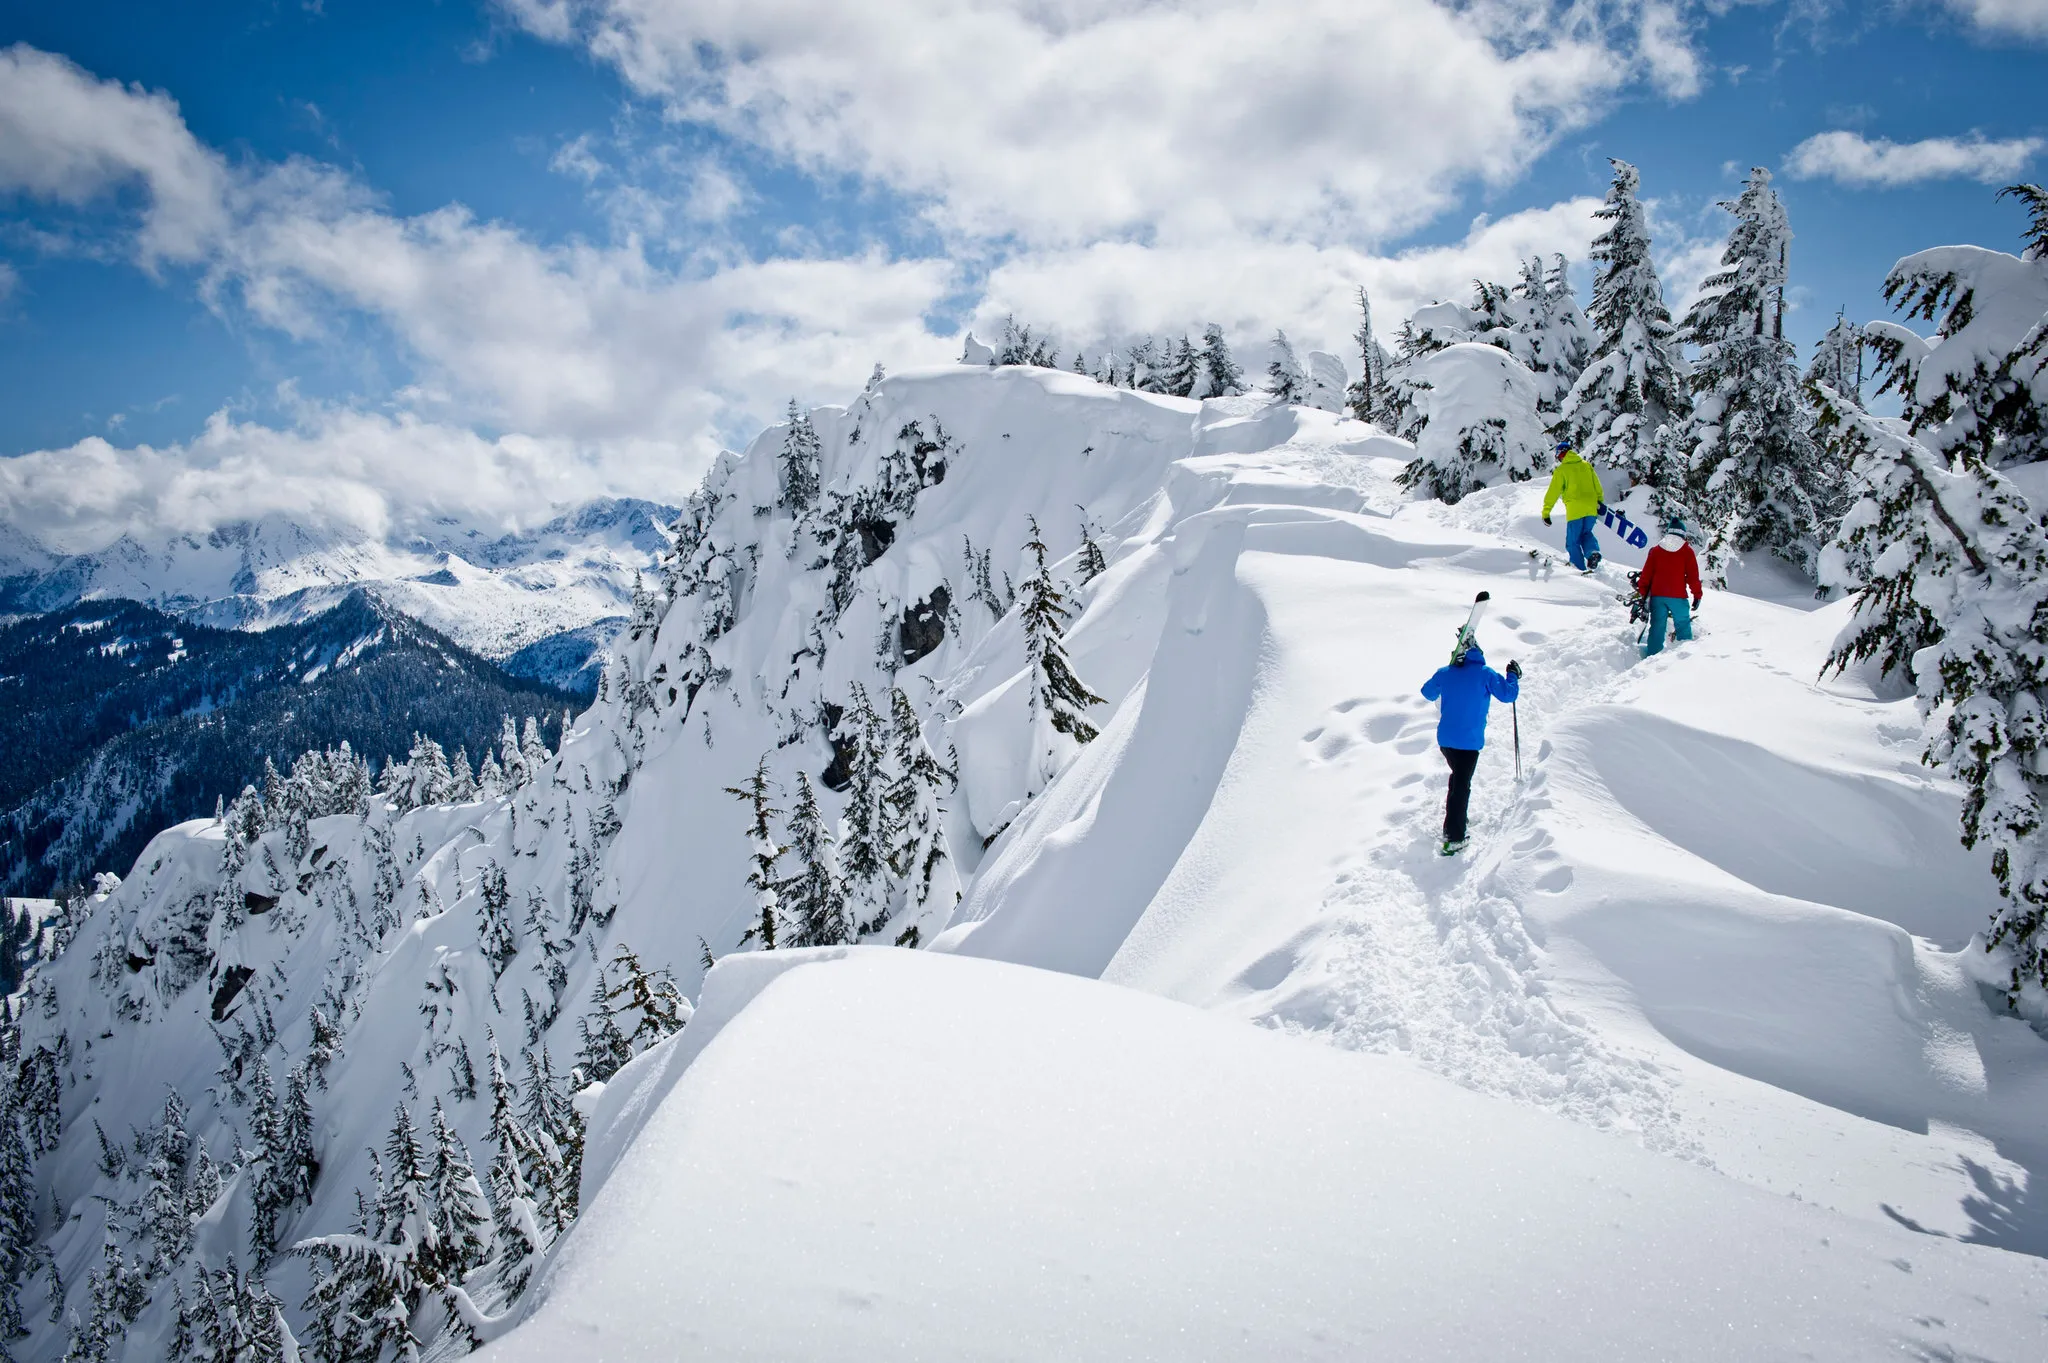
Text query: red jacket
1635 542 1702 601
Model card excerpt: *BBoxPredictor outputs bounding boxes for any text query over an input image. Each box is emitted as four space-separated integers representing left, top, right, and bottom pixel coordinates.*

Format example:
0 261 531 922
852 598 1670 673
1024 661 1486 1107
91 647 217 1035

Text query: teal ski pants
1643 597 1693 656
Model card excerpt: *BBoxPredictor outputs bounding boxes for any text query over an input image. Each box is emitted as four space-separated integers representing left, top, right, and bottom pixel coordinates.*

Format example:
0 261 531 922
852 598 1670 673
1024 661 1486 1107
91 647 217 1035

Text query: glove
1597 503 1607 515
1541 515 1552 526
1506 660 1522 679
1692 595 1702 610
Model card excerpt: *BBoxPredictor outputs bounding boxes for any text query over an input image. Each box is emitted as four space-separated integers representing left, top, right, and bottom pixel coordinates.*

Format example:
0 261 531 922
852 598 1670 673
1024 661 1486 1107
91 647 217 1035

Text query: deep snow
19 364 2048 1359
485 948 2048 1363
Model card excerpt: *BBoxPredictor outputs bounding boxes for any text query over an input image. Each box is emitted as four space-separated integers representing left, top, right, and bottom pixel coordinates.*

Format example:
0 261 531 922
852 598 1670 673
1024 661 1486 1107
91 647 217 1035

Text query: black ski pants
1440 746 1480 842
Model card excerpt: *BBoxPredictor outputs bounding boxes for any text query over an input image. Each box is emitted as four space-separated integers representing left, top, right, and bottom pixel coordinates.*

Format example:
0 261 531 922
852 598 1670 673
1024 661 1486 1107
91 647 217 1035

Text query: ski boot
1439 838 1469 856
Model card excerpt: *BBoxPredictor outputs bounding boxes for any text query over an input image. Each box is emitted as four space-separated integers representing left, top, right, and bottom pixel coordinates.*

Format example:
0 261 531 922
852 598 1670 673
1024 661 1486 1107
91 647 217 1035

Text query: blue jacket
1420 646 1518 751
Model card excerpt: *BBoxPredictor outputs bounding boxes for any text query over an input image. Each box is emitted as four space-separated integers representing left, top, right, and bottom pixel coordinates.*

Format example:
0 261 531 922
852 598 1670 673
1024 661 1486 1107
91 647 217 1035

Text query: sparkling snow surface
491 949 2047 1362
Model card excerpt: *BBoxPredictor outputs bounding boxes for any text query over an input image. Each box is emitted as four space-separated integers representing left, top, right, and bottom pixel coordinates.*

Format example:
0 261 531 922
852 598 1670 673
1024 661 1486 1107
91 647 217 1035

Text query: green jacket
1543 452 1603 520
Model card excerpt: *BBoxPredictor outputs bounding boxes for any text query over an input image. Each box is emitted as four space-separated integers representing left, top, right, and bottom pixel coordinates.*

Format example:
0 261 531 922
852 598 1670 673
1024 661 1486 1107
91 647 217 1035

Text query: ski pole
1512 699 1522 784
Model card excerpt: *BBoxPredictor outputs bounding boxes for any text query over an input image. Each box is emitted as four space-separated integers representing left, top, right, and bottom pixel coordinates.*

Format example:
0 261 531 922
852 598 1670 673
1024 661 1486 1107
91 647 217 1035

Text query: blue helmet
1553 439 1573 456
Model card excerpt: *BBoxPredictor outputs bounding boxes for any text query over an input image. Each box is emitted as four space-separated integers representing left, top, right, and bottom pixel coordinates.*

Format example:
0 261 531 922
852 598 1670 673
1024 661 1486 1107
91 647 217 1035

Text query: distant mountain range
0 591 577 897
0 496 678 692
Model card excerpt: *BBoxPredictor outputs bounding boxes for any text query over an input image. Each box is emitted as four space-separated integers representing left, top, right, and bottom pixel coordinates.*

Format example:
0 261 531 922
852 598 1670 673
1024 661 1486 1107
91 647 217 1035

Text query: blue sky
0 0 2041 547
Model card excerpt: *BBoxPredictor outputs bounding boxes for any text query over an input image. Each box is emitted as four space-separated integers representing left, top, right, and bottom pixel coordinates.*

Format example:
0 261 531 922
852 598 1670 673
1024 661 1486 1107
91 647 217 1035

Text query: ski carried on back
1450 591 1490 664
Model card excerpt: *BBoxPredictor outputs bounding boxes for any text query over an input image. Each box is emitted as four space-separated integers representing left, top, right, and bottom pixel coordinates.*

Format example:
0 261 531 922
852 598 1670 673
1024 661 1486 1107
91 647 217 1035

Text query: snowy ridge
9 365 2048 1358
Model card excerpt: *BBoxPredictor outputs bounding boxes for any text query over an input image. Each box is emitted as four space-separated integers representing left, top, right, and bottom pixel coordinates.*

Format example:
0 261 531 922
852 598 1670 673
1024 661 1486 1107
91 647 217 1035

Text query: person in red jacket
1633 517 1703 656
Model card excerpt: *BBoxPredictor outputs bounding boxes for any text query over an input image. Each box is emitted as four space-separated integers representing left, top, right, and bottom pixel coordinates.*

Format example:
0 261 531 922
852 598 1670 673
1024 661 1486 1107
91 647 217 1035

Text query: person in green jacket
1541 441 1606 572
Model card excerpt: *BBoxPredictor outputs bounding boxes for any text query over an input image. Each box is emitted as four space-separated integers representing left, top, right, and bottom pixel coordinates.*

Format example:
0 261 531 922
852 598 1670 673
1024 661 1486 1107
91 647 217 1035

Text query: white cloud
0 260 16 303
1784 129 2044 187
0 404 701 553
976 199 1605 359
1945 0 2048 39
0 44 229 265
499 0 1668 247
0 26 1684 554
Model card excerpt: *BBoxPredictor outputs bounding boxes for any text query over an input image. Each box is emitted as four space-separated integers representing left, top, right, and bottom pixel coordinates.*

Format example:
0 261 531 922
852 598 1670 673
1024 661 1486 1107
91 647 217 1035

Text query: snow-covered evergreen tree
726 758 784 950
1019 517 1105 793
779 773 848 948
482 1036 544 1301
1264 331 1307 405
883 688 957 936
574 975 633 1084
836 685 892 937
1678 167 1838 577
1395 344 1551 503
1345 288 1394 425
1807 314 1867 408
1866 183 2048 469
1075 511 1108 586
777 400 823 515
1562 157 1689 491
296 1104 436 1363
517 1047 579 1233
1161 336 1200 398
1197 324 1245 398
476 861 516 978
423 1099 494 1293
142 1090 193 1274
1822 407 2048 997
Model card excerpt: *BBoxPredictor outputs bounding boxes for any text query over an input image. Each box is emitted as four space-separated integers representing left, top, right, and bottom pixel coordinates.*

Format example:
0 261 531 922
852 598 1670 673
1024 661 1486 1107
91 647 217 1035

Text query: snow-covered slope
0 498 676 667
492 948 2048 1363
12 365 2047 1359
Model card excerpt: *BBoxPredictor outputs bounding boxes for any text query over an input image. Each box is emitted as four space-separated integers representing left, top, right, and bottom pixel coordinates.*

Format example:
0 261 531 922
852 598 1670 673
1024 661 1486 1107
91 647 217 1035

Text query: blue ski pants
1564 516 1600 570
1643 597 1693 656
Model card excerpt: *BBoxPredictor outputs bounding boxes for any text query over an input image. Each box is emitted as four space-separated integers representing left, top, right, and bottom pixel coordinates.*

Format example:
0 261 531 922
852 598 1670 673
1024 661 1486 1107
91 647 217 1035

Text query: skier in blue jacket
1419 646 1521 855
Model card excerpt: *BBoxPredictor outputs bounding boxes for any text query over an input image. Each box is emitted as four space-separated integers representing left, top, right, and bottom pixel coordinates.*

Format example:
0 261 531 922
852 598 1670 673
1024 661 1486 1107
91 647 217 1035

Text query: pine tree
574 974 633 1084
0 1065 36 1329
1678 167 1838 577
884 688 957 917
726 758 785 950
777 400 823 515
1562 157 1689 491
780 773 848 947
1197 324 1245 397
603 946 691 1050
425 1100 495 1289
1866 183 2048 469
1075 510 1108 586
1019 516 1106 792
1823 415 2048 997
1806 313 1866 408
296 1104 435 1363
483 1035 545 1300
837 685 893 936
477 860 516 977
499 716 528 790
518 1047 580 1230
1162 335 1200 398
1345 288 1393 424
1265 330 1308 404
143 1090 194 1274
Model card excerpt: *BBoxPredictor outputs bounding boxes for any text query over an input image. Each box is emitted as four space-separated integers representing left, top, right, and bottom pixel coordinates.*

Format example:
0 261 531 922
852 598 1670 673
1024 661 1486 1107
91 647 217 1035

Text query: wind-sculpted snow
9 364 2048 1358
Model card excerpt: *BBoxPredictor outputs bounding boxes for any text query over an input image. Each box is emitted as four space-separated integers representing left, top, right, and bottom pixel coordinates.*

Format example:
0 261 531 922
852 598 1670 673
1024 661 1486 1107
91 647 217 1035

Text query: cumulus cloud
1945 0 2048 39
976 199 1605 360
0 44 229 264
0 404 711 553
496 0 1670 247
1785 129 2044 187
0 16 1701 554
